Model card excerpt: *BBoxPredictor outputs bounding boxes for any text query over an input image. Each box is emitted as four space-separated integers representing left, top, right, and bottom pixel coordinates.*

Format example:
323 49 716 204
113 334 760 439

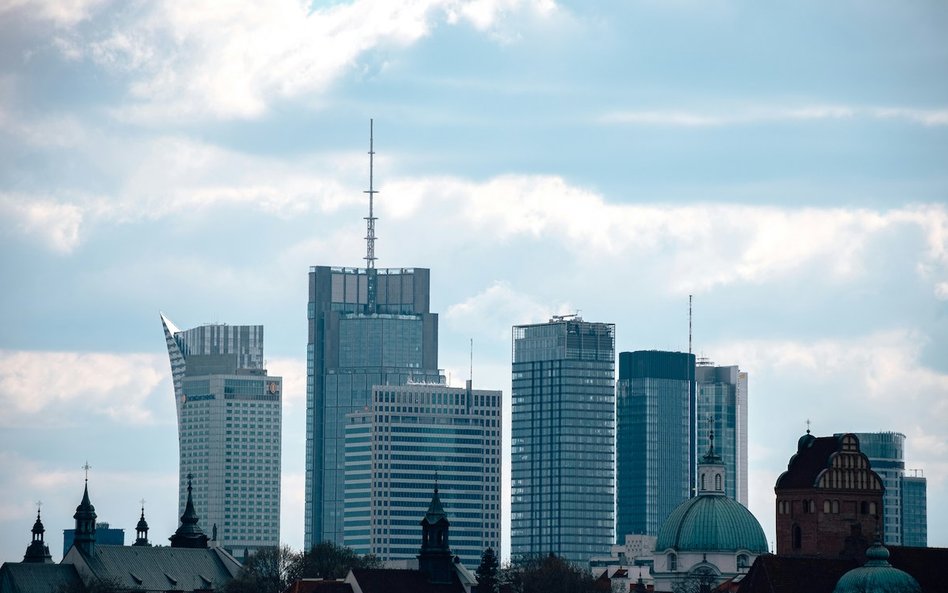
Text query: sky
1 0 947 564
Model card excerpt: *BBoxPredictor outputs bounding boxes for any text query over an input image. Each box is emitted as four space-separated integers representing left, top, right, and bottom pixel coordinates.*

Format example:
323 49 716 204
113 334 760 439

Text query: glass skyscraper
511 316 615 563
616 350 695 540
160 314 282 558
306 266 440 549
695 362 748 505
344 381 501 568
841 431 928 547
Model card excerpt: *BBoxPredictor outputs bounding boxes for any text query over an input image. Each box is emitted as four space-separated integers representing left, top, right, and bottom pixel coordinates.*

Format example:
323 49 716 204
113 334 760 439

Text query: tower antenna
364 119 378 269
469 338 474 384
688 294 693 355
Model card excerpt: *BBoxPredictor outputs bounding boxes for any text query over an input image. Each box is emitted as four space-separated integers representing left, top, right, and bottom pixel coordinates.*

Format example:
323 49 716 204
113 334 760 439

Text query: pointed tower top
423 484 447 525
363 119 378 269
170 473 209 548
23 505 53 563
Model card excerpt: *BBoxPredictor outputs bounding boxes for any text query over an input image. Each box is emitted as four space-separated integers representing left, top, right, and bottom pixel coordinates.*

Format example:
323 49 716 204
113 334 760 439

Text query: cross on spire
806 419 811 435
82 462 92 482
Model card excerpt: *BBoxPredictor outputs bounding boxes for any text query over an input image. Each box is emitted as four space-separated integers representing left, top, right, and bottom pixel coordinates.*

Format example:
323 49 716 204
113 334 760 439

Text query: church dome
655 495 768 553
833 541 920 593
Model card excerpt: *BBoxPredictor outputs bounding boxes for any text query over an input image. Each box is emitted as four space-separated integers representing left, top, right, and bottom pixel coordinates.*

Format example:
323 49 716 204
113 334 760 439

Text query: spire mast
364 119 378 269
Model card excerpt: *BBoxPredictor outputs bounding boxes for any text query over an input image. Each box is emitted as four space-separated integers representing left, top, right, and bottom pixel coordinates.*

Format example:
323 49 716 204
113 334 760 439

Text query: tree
295 541 382 581
475 547 499 593
502 553 599 593
223 545 301 593
671 569 719 593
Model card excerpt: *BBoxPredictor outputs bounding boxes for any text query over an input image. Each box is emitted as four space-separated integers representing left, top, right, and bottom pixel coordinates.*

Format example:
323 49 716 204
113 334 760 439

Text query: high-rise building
902 470 927 547
839 431 928 547
616 350 695 540
343 381 502 567
161 314 282 557
511 316 615 563
695 362 748 506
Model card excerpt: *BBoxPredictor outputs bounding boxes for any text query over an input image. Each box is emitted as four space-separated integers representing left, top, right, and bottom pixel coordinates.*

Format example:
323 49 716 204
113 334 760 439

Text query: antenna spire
469 338 474 384
688 294 693 355
364 119 378 269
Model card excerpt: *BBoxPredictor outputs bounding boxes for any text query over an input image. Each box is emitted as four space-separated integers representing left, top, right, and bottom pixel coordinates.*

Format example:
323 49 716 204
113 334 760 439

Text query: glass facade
306 266 439 548
901 473 927 547
695 364 748 505
344 383 502 568
160 315 281 558
616 350 695 540
511 318 615 564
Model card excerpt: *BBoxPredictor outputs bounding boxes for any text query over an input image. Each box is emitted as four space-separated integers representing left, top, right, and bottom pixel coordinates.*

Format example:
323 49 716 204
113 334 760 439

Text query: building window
861 501 869 515
668 553 677 572
792 525 802 550
832 500 839 514
715 474 722 491
737 554 749 570
824 500 831 513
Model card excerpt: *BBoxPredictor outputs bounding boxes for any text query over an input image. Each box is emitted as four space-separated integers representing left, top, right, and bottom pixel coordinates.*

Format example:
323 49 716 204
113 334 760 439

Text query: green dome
833 542 920 593
655 495 768 553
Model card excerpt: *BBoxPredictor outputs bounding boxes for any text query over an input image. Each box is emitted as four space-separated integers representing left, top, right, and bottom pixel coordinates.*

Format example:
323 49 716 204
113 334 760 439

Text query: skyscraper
344 381 502 567
839 431 928 547
511 316 615 563
160 314 282 557
305 122 441 548
616 350 695 540
695 361 748 505
902 470 927 547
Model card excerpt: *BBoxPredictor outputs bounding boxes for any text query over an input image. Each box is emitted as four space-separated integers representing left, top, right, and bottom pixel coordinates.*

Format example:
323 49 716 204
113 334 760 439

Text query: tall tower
305 122 441 548
344 381 501 568
511 316 615 563
160 314 282 557
616 350 696 540
696 362 749 505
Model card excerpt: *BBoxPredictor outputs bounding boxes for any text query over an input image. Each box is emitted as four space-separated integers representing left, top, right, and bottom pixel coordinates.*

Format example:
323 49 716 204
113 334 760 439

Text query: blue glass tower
616 350 696 540
695 362 748 505
511 316 615 563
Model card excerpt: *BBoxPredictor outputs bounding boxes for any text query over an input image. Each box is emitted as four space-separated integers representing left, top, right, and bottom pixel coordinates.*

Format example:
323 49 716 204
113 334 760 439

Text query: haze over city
1 0 946 566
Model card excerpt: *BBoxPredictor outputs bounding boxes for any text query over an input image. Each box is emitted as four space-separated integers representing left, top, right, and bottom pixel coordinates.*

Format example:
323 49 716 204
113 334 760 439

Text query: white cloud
445 281 572 340
600 105 948 127
0 194 85 253
267 357 306 411
0 0 109 27
27 0 558 121
0 350 169 426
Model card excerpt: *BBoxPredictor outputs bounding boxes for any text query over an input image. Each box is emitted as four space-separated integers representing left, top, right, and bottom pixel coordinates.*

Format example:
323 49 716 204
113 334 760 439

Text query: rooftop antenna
364 119 378 269
469 338 474 385
688 294 693 355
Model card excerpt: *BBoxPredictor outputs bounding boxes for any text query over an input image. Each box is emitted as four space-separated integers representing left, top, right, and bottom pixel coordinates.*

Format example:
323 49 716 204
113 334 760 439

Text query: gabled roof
0 562 82 593
69 544 240 591
284 578 353 593
348 568 465 593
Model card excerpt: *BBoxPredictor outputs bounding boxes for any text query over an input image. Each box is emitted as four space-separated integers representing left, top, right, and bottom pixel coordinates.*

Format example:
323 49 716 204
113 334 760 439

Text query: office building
511 316 615 563
901 470 927 547
161 314 282 557
695 361 748 505
839 431 928 547
62 523 123 557
616 350 695 540
344 381 501 568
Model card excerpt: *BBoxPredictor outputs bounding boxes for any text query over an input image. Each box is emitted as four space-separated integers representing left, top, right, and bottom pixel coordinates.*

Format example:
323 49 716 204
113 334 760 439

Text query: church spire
23 505 54 563
134 500 151 547
418 483 454 585
73 464 98 556
697 417 725 495
169 474 209 548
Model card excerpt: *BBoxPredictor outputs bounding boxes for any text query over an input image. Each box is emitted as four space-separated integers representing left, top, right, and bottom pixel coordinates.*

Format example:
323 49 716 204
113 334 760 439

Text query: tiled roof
774 436 841 489
0 562 82 593
82 544 240 591
349 568 466 593
284 578 353 593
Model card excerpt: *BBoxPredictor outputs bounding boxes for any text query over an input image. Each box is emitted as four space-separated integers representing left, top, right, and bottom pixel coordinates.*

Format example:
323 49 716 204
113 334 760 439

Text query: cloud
27 0 558 121
445 281 572 341
0 350 169 426
599 105 948 127
0 194 85 253
267 357 306 411
0 0 110 27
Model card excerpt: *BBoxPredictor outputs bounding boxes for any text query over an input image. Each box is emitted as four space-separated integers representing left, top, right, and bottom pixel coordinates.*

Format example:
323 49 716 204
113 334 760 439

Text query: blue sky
1 0 946 562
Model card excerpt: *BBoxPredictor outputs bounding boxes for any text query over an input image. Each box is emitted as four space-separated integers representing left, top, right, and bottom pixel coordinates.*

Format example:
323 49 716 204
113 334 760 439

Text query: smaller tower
73 471 97 557
23 506 54 563
418 485 454 585
697 420 726 496
133 503 150 547
169 474 209 549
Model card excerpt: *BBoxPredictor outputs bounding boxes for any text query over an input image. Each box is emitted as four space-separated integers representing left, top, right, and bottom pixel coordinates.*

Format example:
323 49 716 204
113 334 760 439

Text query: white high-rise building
161 314 282 558
344 381 501 568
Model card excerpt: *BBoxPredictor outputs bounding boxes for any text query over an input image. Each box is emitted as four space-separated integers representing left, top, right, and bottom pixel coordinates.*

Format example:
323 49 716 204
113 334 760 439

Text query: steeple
23 506 54 563
418 483 454 585
73 468 98 556
169 474 209 548
133 501 151 547
697 418 726 496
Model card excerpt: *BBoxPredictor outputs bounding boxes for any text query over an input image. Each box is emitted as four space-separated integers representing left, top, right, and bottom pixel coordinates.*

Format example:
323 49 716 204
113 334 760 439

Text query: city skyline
1 0 947 566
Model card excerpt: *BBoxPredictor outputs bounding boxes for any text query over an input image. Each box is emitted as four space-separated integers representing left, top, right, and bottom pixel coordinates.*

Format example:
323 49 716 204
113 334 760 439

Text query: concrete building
343 381 501 568
616 350 696 539
511 315 616 563
696 361 748 506
161 314 282 557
